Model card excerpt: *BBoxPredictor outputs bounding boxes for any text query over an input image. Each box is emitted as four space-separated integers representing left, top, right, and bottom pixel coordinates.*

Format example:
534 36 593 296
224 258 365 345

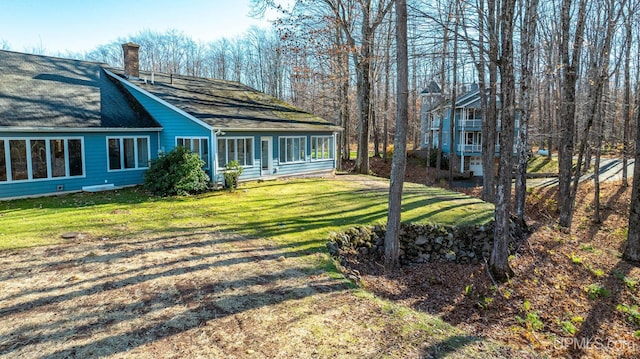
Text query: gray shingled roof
0 50 158 129
420 81 441 94
111 70 341 131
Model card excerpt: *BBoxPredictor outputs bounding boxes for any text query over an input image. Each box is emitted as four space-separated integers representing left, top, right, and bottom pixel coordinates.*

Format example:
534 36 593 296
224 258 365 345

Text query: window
31 140 48 179
177 137 209 168
10 140 28 180
0 137 84 183
0 140 5 181
50 139 66 177
466 109 482 120
107 136 149 171
311 136 333 160
217 137 253 167
279 136 306 163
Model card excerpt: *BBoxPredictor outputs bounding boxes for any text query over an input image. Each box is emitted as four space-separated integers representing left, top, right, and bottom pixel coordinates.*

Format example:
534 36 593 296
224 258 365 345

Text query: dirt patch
0 223 517 358
343 156 452 185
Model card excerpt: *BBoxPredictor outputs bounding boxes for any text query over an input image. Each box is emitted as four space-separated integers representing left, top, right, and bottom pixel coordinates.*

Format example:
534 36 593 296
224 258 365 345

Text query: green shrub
428 149 449 170
144 146 211 196
223 160 244 190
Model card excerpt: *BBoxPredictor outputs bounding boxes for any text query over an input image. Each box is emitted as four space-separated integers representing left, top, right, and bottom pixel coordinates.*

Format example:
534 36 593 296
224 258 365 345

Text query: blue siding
216 131 336 183
119 81 215 178
0 131 159 199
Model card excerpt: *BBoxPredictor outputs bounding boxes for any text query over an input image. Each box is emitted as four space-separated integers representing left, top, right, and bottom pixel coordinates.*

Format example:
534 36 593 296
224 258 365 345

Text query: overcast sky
0 0 275 54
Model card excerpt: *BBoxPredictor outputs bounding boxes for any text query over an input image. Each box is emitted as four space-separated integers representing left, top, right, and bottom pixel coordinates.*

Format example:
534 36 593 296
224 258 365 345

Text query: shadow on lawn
216 187 491 242
0 231 348 358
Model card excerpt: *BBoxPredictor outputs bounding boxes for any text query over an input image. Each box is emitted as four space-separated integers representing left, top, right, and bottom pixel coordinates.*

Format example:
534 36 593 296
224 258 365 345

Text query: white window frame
279 136 307 164
216 137 254 168
106 136 150 172
310 136 334 161
0 136 86 183
176 137 210 169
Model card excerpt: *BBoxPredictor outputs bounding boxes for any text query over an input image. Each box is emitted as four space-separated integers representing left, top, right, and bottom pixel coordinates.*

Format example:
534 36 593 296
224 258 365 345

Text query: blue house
0 44 341 199
420 83 520 176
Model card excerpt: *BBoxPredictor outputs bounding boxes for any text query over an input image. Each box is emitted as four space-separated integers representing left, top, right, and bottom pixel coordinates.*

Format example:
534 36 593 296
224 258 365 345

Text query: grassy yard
527 155 559 173
0 176 525 358
0 175 493 251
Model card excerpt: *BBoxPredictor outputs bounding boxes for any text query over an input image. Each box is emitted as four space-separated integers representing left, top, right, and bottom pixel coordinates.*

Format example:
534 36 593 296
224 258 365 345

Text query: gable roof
420 81 441 95
109 69 342 132
428 87 494 114
0 50 159 130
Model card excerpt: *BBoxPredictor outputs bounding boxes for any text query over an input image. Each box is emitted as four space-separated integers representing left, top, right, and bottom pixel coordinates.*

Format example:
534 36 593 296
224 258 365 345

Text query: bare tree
482 0 499 203
515 0 540 229
382 23 393 162
386 0 409 272
447 2 460 183
564 0 624 228
490 0 516 282
557 0 588 229
324 0 394 174
623 76 640 263
621 3 635 188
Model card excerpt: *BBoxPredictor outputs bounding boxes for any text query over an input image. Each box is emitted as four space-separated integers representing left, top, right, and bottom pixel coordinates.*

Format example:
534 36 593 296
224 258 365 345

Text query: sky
0 0 275 54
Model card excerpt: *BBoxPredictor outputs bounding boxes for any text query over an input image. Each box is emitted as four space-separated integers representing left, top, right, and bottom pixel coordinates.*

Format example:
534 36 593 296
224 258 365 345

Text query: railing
457 144 482 153
457 144 518 154
457 119 483 129
434 118 520 131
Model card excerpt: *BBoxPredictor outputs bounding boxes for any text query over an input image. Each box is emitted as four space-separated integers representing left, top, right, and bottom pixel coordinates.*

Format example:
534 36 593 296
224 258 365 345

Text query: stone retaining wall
327 221 517 266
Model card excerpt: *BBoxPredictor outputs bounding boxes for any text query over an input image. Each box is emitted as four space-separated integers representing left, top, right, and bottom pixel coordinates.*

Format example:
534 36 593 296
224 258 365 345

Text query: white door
469 156 483 176
261 137 273 176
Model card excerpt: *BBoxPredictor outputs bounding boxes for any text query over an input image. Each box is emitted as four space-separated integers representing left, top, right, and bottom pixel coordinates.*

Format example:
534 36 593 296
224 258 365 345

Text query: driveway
529 158 635 188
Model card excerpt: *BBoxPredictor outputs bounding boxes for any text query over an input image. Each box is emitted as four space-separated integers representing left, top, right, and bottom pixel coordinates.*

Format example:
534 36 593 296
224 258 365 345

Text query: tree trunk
593 95 606 223
515 0 539 229
622 8 632 188
448 10 460 183
340 46 351 162
490 0 517 282
383 26 391 162
563 0 621 228
385 0 409 273
355 52 372 174
435 15 449 182
483 0 498 204
558 0 588 229
623 85 640 263
372 85 381 158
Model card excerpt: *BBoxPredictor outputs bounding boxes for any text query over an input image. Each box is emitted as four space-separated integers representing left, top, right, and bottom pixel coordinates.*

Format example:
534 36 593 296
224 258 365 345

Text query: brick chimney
122 42 140 78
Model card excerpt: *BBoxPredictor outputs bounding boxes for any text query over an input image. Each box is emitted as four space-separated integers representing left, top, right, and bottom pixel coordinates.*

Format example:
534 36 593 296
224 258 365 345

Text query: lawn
527 155 559 173
0 175 524 358
0 175 493 251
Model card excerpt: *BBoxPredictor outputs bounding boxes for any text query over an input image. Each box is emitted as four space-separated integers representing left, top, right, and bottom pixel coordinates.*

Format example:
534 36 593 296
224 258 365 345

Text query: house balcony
456 119 482 129
457 144 518 156
456 144 483 154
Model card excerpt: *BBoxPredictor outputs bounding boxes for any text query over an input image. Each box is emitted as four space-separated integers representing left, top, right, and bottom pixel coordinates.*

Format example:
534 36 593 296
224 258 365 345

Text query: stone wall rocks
327 221 517 266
